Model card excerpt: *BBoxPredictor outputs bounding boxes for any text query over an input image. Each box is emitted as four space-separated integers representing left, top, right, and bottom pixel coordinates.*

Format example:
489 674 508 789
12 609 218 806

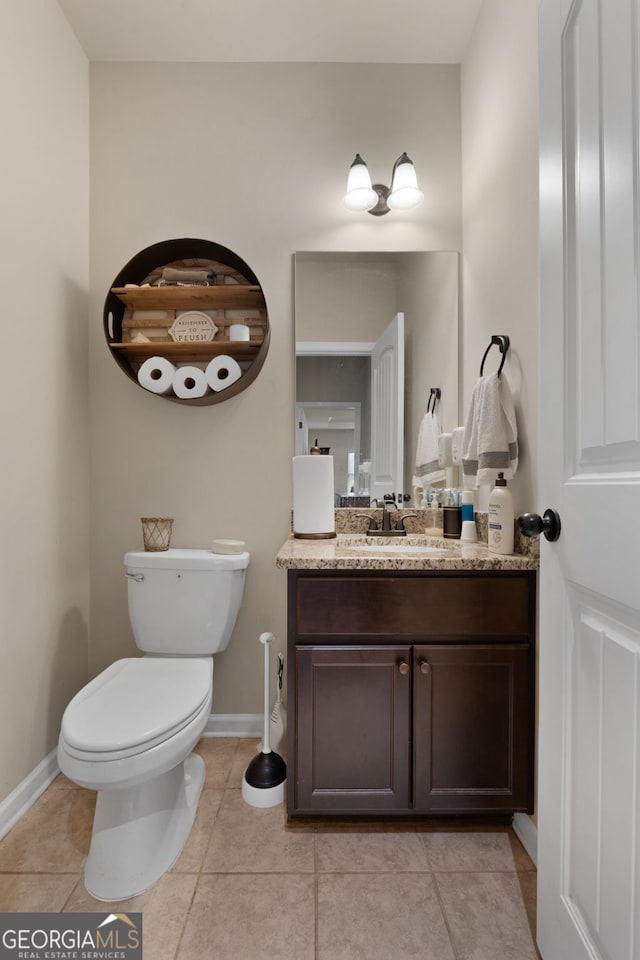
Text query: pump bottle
487 472 514 555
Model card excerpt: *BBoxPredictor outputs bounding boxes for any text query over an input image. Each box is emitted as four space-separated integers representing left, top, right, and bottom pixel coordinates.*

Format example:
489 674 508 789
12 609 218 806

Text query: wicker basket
140 517 174 551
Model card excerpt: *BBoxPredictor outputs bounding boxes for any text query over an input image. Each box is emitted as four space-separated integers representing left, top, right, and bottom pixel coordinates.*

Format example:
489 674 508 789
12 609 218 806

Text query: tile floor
0 738 541 960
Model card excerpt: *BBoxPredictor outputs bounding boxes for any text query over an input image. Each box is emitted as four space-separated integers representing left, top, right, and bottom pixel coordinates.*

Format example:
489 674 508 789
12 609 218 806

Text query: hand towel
412 411 446 490
438 432 453 467
451 426 465 465
462 372 518 488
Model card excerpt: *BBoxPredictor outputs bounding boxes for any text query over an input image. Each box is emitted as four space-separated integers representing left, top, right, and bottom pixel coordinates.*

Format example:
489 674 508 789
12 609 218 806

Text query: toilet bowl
57 549 249 901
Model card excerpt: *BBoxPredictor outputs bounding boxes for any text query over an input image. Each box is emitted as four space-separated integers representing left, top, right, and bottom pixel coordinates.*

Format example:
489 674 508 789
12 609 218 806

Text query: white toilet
58 547 249 901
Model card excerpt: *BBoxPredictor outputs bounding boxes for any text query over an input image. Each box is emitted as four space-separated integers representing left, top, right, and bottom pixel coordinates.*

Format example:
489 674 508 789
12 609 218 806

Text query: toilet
58 547 249 901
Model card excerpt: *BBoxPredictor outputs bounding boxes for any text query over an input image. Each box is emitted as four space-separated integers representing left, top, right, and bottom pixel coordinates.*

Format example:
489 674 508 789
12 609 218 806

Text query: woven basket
140 517 174 551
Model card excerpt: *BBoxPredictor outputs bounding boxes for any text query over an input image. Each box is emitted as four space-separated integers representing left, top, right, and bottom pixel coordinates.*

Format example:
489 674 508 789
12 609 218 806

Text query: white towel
438 432 453 467
451 426 465 465
461 372 518 488
412 411 446 490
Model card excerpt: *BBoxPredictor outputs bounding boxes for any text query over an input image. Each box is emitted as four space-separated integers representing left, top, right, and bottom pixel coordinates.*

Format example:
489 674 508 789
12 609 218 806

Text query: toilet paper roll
205 355 242 392
438 432 453 467
137 356 177 395
172 365 209 399
293 455 336 538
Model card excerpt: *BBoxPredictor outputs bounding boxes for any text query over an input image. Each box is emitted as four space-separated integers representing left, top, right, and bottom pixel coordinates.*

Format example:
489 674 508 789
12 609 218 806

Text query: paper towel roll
205 355 242 392
451 426 465 465
293 455 336 538
173 365 209 399
138 356 177 395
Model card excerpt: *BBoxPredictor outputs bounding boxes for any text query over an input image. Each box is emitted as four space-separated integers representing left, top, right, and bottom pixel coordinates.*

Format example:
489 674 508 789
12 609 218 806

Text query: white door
538 2 640 959
370 313 404 502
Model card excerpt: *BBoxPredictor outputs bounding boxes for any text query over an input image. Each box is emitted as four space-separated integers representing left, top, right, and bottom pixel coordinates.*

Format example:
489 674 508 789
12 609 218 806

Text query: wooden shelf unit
103 240 270 405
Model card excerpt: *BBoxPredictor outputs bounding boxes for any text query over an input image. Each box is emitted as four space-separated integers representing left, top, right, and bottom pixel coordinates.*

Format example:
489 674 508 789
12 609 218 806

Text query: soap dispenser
488 472 514 555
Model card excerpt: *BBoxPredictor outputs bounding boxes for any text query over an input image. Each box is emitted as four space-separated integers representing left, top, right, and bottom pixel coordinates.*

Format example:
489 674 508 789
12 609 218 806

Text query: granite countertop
276 533 539 572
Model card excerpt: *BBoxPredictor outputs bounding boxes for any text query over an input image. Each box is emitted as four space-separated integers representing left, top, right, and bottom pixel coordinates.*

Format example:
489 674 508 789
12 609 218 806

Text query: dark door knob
518 509 561 542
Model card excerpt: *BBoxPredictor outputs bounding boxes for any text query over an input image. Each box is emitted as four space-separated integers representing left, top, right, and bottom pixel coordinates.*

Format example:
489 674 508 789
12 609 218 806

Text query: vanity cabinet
287 569 535 818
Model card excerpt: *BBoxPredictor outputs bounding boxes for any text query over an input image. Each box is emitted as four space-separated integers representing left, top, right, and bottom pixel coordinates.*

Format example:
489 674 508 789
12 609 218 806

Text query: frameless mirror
294 251 459 505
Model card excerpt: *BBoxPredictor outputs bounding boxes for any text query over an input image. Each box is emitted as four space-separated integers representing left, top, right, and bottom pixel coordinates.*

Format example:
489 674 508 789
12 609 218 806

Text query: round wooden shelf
104 238 270 406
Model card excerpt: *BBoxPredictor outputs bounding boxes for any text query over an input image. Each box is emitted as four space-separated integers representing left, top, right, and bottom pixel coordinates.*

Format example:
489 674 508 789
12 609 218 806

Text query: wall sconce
343 152 424 216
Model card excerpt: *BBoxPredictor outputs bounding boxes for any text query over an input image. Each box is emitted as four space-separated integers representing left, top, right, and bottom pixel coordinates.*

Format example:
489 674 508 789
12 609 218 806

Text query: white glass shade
387 153 424 210
343 154 378 211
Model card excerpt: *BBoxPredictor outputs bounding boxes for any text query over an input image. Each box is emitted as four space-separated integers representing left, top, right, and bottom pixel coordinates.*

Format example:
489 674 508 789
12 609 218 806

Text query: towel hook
480 335 510 377
427 387 441 414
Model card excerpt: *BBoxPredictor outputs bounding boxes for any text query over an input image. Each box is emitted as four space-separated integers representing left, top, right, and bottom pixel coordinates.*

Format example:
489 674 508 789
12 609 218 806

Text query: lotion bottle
488 472 514 555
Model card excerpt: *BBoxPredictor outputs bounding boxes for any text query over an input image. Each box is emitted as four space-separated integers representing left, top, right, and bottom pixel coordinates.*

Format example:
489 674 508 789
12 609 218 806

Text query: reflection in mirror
294 252 459 505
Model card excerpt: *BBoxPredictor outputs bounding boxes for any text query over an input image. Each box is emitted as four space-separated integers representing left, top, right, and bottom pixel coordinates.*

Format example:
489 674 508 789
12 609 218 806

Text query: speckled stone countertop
276 533 539 572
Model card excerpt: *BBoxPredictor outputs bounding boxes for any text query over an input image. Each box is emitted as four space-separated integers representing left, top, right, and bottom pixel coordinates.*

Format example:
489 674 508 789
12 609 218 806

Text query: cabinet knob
398 660 410 676
419 659 431 675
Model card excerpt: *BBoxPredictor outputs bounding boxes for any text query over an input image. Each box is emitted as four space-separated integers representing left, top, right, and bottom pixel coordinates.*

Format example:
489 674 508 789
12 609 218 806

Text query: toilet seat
60 657 212 762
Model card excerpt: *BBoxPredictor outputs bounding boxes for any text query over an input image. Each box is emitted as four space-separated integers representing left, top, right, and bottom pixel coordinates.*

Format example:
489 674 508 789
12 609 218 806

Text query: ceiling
56 0 483 64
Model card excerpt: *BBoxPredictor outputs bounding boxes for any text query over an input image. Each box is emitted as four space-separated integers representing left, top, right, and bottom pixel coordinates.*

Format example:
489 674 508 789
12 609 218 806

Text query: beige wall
0 1 90 797
89 63 462 714
461 0 540 513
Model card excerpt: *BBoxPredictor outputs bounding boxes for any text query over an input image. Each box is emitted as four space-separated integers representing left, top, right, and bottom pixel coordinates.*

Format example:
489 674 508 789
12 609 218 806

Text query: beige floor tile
47 772 79 790
317 829 430 873
177 873 315 960
436 871 539 960
0 874 80 911
227 737 262 786
193 737 239 788
509 828 537 871
423 830 515 871
317 873 455 960
202 789 314 873
65 871 197 960
517 870 540 950
0 788 94 872
171 789 224 873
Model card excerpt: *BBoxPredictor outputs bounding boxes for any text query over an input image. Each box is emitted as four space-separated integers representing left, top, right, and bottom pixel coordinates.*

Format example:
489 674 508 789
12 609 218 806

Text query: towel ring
480 335 510 377
427 387 441 414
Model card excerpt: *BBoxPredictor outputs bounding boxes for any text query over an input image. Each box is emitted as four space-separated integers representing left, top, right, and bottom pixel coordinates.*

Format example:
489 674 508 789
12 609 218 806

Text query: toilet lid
61 657 211 756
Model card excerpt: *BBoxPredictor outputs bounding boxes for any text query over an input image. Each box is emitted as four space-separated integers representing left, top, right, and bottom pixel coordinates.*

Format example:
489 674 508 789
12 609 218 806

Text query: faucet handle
395 513 418 532
361 514 378 531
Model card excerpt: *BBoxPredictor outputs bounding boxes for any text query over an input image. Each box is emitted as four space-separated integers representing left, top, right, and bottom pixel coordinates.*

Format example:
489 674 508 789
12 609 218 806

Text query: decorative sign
168 311 218 343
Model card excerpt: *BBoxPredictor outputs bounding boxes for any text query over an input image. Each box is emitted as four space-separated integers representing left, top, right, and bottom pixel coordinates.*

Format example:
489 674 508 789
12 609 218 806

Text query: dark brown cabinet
287 569 535 818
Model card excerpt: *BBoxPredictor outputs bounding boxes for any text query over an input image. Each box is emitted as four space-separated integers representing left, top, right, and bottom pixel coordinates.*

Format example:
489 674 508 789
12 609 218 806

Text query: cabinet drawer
293 573 533 641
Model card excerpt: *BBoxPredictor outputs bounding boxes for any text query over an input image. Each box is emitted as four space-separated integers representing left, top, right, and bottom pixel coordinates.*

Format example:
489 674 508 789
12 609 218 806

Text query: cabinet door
413 644 533 813
294 645 411 813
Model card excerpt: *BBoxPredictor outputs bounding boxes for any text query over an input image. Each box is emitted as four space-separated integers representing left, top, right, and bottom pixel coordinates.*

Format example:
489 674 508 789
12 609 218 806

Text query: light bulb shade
344 154 378 211
388 152 424 210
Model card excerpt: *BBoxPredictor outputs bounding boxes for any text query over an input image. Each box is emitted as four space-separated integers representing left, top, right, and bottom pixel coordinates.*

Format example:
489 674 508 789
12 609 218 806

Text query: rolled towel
160 267 211 285
438 432 453 467
451 426 465 465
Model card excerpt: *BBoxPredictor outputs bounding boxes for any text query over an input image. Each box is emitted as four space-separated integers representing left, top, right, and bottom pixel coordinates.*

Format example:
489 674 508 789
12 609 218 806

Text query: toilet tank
124 549 250 655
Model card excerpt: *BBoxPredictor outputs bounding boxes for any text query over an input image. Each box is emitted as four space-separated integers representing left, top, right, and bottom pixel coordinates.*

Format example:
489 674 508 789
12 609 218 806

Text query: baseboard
513 812 538 867
0 717 262 838
203 713 263 738
0 749 59 842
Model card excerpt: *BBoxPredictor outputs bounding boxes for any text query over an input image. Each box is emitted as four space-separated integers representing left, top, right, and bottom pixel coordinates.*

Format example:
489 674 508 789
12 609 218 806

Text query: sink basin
349 543 450 555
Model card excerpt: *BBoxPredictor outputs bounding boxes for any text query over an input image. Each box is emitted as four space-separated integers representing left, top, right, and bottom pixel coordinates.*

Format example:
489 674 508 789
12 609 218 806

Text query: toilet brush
242 632 287 808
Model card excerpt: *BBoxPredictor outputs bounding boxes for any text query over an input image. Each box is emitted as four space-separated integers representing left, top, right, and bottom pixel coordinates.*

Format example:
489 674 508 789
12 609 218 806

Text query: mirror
294 251 459 504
